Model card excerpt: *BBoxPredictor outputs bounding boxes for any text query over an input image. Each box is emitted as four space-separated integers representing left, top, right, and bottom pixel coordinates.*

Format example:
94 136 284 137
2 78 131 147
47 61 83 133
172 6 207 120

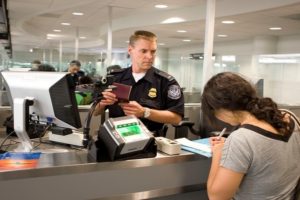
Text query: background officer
94 30 184 136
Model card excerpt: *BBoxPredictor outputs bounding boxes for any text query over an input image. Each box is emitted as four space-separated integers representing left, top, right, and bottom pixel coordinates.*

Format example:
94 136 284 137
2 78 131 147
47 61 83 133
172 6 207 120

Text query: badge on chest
148 88 157 98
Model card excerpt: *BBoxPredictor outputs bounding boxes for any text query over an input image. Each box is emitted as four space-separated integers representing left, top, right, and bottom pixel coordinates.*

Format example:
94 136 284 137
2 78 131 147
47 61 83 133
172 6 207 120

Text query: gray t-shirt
221 124 300 200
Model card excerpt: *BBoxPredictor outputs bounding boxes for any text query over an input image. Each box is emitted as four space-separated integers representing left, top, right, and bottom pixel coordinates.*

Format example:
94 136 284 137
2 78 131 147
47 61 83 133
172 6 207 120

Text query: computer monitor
1 71 81 151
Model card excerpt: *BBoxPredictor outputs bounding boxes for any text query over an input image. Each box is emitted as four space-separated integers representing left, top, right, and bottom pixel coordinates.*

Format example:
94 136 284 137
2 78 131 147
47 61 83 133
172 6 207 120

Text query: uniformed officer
94 30 184 136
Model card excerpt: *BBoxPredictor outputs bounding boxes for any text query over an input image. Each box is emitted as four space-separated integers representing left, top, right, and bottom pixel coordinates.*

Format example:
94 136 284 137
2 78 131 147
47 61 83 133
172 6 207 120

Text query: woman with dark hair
203 72 300 200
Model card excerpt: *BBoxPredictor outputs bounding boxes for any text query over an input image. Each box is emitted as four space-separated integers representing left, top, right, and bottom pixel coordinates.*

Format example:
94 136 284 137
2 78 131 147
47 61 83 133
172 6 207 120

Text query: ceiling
6 0 300 55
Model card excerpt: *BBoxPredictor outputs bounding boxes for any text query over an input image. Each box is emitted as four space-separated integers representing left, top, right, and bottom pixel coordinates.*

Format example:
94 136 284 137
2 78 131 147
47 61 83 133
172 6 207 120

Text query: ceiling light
79 36 86 39
158 43 165 46
182 39 191 42
29 48 33 52
155 4 168 9
222 20 235 24
161 17 185 24
53 29 61 32
61 22 71 26
72 12 84 16
269 27 282 30
177 30 187 33
217 34 228 37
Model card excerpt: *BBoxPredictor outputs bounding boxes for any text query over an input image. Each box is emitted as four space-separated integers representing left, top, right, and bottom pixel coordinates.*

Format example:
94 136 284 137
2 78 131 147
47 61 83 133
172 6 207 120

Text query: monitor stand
48 130 84 147
13 97 34 152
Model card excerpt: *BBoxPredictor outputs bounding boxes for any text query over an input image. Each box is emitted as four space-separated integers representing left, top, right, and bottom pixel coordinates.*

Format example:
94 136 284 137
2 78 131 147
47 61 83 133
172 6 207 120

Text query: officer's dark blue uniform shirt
108 66 184 133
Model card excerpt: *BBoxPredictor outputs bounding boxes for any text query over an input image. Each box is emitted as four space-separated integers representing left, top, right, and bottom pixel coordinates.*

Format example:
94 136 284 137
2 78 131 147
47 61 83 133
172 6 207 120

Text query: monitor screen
1 71 82 151
2 71 81 129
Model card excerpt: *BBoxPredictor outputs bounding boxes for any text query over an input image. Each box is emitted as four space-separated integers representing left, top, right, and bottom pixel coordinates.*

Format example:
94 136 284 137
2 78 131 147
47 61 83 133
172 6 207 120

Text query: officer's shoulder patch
168 85 181 100
154 69 174 81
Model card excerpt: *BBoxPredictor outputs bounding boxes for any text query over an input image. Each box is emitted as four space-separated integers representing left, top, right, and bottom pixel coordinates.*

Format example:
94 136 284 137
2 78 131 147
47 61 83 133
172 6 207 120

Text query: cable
0 130 17 153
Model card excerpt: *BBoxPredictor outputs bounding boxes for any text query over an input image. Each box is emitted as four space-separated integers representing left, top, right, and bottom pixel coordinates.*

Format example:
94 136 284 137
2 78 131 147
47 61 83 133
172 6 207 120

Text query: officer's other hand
119 101 144 118
100 90 118 106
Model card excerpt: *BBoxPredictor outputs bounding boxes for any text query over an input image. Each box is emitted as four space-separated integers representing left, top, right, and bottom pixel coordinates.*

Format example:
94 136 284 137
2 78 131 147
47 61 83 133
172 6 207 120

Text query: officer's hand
100 90 118 106
119 101 144 118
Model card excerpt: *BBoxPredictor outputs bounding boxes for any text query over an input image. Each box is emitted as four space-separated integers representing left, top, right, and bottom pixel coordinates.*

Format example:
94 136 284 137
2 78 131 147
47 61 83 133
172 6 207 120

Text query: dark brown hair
201 72 292 135
129 30 157 46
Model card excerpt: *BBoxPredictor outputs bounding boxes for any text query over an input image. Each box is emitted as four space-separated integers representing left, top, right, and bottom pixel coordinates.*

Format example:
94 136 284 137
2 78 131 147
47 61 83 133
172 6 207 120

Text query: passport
112 82 132 103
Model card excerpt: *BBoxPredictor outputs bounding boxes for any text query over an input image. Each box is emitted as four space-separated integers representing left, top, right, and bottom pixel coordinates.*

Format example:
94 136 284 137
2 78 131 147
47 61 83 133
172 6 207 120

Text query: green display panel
116 122 142 137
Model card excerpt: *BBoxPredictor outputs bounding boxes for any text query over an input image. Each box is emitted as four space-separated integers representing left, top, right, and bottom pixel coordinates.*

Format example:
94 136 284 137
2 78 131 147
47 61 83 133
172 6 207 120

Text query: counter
0 136 210 200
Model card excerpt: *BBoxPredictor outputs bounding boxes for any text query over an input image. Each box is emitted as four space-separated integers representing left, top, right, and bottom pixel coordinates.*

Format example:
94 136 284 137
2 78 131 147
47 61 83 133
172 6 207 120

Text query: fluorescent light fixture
222 55 236 62
47 34 60 37
222 20 235 24
61 22 71 26
269 27 282 30
182 39 191 42
155 4 168 8
72 12 84 16
217 34 228 37
161 17 185 24
79 36 86 39
177 30 187 33
259 57 297 64
53 29 61 32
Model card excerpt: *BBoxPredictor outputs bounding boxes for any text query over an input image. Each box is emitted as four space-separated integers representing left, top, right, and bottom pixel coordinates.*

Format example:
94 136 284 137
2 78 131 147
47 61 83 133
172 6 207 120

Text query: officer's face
68 65 80 74
128 38 157 73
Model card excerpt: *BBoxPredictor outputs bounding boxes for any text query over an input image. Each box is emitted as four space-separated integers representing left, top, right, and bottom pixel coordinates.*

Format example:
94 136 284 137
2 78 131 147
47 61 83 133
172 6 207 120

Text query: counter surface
0 136 211 200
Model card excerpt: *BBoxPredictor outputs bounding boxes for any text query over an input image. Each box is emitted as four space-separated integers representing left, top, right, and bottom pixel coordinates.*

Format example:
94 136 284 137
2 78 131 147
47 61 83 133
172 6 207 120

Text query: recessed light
155 4 168 9
53 29 61 32
72 12 84 16
222 20 235 24
182 39 191 42
79 36 86 39
269 27 282 30
29 48 33 52
161 17 185 24
217 34 228 37
177 30 187 33
61 22 71 26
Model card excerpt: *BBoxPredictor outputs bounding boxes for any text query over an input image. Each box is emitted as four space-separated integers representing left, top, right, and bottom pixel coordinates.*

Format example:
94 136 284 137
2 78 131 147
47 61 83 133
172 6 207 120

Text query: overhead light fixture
222 20 235 24
217 34 228 37
155 4 168 9
29 48 33 52
53 29 61 32
79 36 86 39
161 17 185 24
61 22 71 26
182 39 191 42
177 30 187 33
72 12 84 16
269 27 282 30
158 43 165 46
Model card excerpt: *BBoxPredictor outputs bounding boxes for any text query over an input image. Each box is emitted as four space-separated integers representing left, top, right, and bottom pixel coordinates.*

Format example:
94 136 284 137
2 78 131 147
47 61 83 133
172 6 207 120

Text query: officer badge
168 85 181 100
148 88 157 98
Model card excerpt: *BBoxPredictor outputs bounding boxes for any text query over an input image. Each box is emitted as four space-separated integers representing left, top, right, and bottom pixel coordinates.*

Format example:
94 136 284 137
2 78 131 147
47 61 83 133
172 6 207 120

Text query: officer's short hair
129 30 157 46
69 60 81 67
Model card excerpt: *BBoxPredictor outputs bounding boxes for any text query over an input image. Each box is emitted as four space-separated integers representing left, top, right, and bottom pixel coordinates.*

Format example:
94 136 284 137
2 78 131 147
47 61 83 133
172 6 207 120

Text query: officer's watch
143 107 151 118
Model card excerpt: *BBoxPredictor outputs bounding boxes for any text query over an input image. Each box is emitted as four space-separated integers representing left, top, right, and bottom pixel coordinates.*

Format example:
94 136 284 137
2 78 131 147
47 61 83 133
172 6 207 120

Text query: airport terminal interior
0 0 300 199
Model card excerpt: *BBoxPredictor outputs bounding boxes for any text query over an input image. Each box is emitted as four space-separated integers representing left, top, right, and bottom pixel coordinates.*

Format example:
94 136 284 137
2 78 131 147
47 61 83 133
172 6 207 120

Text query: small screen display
116 122 142 137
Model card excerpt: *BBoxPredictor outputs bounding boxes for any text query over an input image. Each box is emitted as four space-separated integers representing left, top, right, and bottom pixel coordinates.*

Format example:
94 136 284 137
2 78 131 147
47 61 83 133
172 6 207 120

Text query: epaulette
107 68 126 75
154 69 174 81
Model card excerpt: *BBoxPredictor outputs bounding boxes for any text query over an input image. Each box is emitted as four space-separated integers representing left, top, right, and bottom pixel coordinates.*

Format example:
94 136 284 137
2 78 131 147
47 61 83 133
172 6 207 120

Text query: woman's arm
207 138 244 200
